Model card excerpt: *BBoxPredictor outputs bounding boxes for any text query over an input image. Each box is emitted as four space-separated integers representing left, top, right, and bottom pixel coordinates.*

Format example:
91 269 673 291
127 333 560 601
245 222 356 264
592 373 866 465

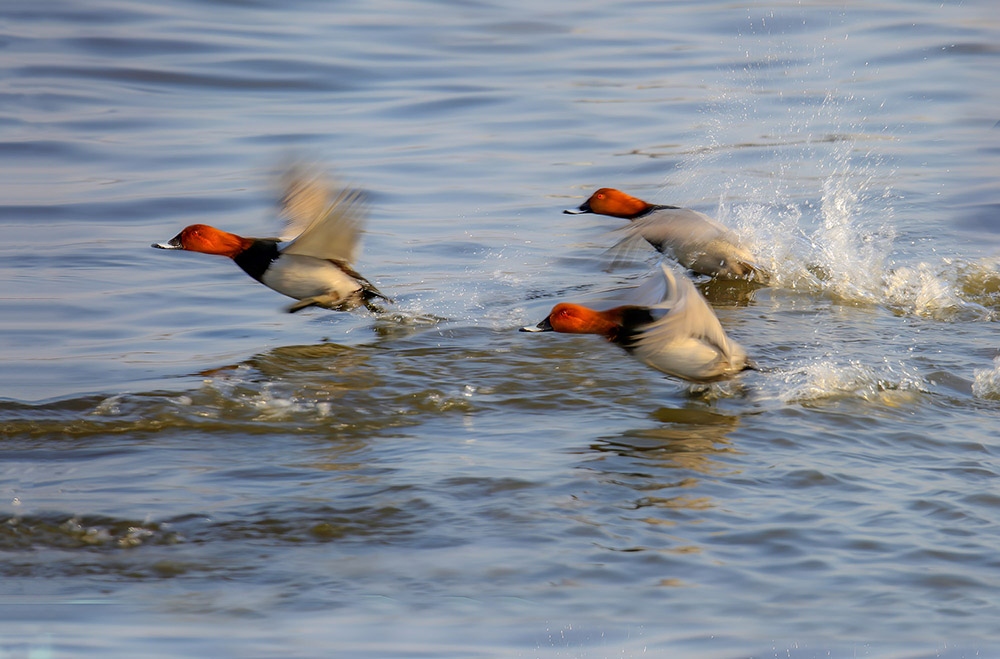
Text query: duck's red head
152 224 250 258
521 303 625 341
564 188 651 219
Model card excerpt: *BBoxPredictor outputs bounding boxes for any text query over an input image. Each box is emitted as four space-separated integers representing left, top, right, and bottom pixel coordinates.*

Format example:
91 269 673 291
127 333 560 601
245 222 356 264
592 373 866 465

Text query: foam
972 357 1000 401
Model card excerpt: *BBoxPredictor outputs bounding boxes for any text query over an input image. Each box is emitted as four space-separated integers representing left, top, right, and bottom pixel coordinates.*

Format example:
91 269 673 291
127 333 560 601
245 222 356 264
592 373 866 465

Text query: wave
694 356 929 410
972 357 1000 400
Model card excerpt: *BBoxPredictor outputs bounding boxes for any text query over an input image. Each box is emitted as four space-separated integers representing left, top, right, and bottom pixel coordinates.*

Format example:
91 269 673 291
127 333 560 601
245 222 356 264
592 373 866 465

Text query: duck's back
621 208 767 282
633 207 730 245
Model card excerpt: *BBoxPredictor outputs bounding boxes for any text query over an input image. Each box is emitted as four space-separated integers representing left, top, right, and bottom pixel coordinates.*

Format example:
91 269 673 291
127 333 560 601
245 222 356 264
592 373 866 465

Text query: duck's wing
579 260 679 311
602 231 655 269
630 264 735 363
278 170 368 264
612 208 730 254
614 261 678 307
278 167 333 241
610 209 770 282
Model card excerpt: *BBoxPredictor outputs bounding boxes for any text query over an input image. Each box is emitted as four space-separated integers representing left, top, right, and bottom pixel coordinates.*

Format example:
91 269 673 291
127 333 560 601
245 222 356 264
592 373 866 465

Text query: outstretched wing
278 167 368 265
631 264 735 362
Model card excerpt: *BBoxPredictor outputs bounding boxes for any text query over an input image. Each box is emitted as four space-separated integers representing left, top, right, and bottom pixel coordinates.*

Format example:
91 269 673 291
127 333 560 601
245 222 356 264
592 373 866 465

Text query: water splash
687 84 998 321
735 357 930 409
658 14 1000 323
782 358 926 404
972 357 1000 400
883 261 993 320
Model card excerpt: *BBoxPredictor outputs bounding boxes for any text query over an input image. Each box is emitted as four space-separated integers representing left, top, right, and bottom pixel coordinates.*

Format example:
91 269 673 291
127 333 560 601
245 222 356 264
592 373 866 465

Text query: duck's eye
596 194 604 200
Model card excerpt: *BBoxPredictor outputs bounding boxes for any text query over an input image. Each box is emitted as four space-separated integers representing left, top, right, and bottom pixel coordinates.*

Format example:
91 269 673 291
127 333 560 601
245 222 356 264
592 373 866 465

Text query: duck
565 187 768 283
152 167 389 313
521 263 754 382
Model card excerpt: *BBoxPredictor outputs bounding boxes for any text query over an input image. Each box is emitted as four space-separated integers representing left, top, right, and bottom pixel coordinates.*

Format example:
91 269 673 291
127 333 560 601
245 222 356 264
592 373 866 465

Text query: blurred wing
626 208 729 248
579 261 678 311
602 231 656 269
278 167 334 242
279 172 368 264
614 262 676 307
612 209 769 282
631 264 734 361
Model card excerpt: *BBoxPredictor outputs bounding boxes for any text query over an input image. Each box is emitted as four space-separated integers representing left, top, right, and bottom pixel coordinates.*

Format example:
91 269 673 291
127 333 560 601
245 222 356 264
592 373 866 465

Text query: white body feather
261 254 362 301
628 264 750 381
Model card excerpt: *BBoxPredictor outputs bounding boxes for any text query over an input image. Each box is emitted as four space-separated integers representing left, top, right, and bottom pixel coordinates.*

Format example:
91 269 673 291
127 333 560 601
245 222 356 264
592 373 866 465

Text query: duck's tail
340 260 394 310
360 283 392 313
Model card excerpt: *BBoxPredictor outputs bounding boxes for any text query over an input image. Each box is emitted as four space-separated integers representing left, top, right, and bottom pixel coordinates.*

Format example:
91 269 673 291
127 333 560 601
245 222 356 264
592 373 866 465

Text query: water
1 0 999 656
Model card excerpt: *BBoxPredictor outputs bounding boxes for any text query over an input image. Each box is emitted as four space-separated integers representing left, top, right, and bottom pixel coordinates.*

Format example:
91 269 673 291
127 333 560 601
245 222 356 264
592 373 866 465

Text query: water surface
1 0 999 656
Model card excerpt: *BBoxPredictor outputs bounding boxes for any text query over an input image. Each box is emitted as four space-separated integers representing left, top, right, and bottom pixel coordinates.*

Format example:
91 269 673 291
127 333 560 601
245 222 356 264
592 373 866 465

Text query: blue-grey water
2 0 999 656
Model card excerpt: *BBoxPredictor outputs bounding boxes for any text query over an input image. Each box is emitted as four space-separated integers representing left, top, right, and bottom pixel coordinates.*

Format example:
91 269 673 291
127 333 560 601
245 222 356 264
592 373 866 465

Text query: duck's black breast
233 240 280 282
616 306 656 352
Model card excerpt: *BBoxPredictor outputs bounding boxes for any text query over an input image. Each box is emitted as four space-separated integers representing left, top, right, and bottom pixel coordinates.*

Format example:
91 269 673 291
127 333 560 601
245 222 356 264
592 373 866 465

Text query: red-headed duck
521 264 754 382
566 187 768 283
153 168 388 313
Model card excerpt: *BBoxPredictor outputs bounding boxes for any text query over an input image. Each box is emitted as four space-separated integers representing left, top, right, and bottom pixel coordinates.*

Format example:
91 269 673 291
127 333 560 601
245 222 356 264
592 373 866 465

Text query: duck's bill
519 317 553 332
151 235 183 249
563 201 592 215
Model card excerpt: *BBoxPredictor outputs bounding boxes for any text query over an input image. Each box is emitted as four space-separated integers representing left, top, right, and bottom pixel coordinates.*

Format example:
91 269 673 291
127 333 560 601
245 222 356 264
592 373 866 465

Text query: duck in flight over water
152 167 389 313
566 187 769 284
522 263 755 383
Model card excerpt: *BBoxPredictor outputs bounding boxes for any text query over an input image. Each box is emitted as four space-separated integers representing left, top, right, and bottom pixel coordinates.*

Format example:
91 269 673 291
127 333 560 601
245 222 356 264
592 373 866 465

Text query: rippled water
2 0 999 656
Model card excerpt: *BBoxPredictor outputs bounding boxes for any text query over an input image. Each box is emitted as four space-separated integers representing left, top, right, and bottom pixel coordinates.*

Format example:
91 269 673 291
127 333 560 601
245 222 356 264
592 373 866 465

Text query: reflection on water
696 277 761 308
568 411 741 560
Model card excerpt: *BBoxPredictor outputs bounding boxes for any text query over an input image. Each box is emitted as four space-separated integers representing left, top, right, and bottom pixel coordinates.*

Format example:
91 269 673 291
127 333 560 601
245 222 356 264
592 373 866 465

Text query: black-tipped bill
520 317 553 332
151 234 183 249
563 200 592 215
